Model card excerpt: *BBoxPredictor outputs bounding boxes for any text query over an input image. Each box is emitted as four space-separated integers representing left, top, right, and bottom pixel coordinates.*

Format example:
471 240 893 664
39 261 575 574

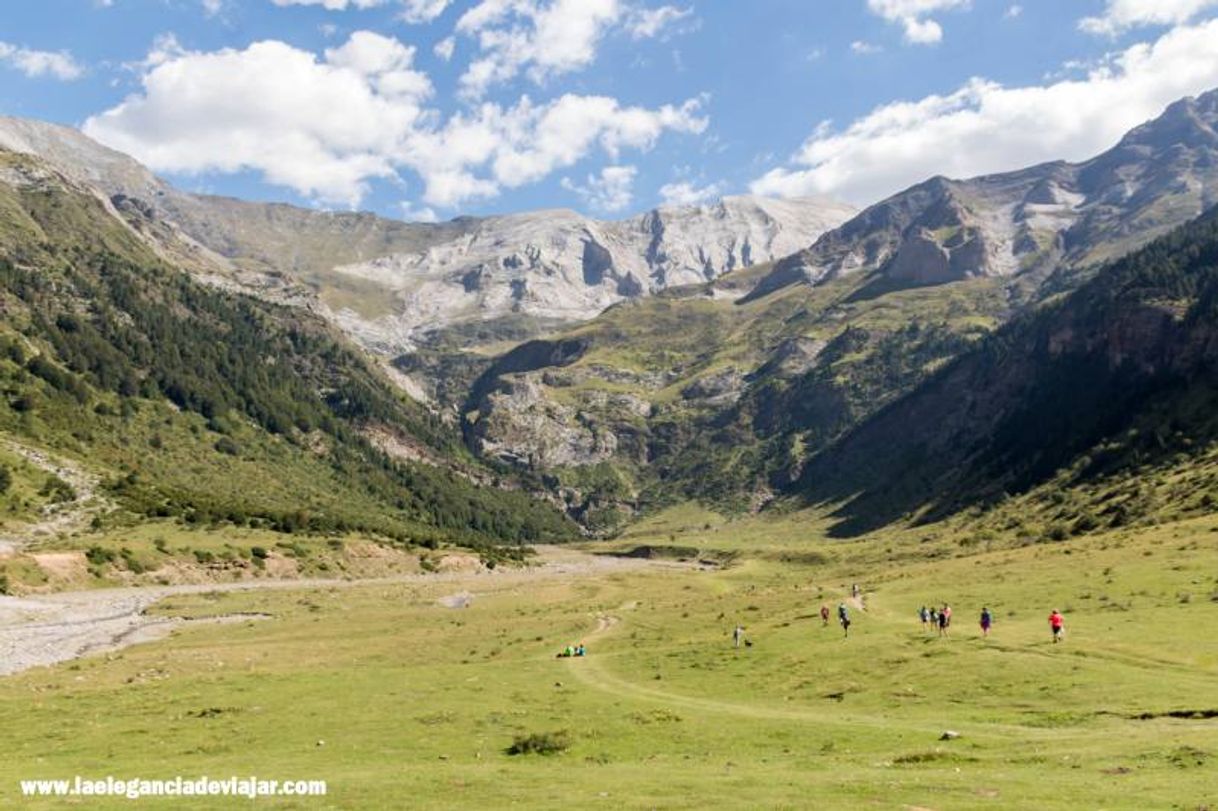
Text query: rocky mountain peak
743 88 1218 303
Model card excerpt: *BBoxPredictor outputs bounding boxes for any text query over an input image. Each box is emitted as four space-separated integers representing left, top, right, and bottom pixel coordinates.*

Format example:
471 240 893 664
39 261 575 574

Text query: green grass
1 511 1215 809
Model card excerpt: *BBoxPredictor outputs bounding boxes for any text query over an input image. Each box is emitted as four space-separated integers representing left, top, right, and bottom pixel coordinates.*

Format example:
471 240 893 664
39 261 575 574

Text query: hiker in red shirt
1048 610 1065 643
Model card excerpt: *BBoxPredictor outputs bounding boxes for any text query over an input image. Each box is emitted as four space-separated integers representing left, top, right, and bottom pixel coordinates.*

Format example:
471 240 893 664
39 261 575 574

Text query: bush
506 731 571 756
0 464 11 494
85 546 116 566
214 437 241 456
250 546 268 560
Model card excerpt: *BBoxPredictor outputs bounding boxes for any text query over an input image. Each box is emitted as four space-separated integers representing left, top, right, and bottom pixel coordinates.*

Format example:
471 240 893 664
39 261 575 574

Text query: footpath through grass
0 511 1216 809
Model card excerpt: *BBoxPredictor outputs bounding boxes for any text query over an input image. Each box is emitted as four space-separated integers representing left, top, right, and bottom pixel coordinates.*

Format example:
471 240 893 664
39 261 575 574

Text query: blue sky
3 0 1218 221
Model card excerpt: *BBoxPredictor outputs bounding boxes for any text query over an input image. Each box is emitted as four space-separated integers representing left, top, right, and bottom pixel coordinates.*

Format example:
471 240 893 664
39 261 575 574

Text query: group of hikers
556 643 586 658
733 587 1069 648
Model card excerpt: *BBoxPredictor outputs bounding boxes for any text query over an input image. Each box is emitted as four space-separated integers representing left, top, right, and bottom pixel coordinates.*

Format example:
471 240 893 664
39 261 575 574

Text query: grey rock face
0 114 855 357
745 88 1218 302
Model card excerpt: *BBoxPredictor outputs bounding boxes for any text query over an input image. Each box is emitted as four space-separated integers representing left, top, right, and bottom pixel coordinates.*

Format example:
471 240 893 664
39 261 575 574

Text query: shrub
85 546 116 566
0 464 10 494
506 731 571 756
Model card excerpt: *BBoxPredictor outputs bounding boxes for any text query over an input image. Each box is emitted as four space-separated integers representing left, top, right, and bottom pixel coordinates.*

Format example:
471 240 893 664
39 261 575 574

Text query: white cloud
456 0 622 98
401 0 453 23
84 34 706 209
561 164 636 212
406 93 706 206
1004 4 1022 19
452 1 694 97
202 0 225 15
658 179 722 206
1079 0 1218 35
625 5 693 39
0 42 84 80
850 40 882 54
270 0 387 9
85 34 431 205
865 0 971 45
433 35 455 61
751 18 1218 206
399 201 439 222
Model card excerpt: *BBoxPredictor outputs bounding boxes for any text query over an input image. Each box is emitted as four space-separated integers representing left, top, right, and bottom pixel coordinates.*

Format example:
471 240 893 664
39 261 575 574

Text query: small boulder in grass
940 731 960 741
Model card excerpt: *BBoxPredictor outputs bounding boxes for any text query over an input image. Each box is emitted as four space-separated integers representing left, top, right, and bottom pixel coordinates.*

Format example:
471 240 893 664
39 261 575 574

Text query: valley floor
1 512 1216 809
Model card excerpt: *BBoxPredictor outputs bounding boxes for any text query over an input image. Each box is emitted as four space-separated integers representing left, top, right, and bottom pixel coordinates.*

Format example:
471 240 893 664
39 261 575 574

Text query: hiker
557 644 575 658
820 604 830 627
919 605 930 629
937 607 949 637
852 583 860 599
1049 609 1065 643
575 643 586 657
942 604 952 627
838 603 850 638
733 625 745 649
929 606 938 627
979 607 993 637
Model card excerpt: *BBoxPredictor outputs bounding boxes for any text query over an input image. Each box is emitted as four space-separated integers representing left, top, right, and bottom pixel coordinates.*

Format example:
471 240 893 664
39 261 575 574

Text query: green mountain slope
0 150 575 548
797 206 1218 537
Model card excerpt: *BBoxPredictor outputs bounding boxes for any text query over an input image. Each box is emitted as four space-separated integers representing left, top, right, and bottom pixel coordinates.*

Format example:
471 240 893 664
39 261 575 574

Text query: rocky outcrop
0 115 856 358
745 88 1218 302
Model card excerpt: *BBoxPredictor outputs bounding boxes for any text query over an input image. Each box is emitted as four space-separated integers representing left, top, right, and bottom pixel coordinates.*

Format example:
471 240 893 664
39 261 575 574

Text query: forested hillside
0 151 575 549
798 206 1218 536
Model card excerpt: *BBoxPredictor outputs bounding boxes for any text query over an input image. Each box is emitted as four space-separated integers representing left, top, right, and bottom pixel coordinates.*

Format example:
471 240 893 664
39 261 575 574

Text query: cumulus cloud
456 0 621 98
865 0 971 44
433 35 455 61
751 19 1218 206
658 179 722 206
0 42 84 80
401 0 453 23
84 33 706 209
1079 0 1218 35
405 93 706 206
561 164 636 212
453 1 691 98
399 201 439 222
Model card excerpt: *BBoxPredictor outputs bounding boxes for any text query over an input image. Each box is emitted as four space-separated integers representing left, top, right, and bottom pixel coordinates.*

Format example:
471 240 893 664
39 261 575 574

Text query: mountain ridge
742 87 1218 304
0 115 855 357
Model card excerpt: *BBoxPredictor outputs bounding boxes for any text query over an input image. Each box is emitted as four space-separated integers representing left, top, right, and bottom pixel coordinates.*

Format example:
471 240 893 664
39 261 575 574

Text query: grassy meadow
2 507 1216 809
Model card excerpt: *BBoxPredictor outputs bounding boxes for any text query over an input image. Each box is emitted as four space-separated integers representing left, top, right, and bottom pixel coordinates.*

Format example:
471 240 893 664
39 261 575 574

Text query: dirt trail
0 440 106 557
564 601 1069 740
0 546 691 677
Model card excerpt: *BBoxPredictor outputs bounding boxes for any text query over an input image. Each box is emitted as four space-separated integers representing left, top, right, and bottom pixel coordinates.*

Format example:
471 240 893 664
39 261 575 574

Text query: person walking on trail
919 605 930 630
733 625 745 649
937 607 949 637
852 583 861 599
820 604 831 627
1049 610 1065 643
979 607 993 637
838 603 851 638
942 604 952 627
